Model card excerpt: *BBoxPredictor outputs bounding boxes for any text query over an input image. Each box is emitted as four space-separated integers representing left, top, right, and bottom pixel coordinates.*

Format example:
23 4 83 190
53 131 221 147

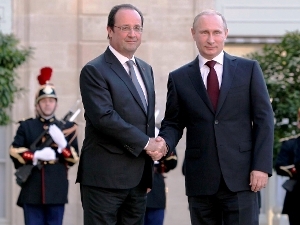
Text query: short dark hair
107 4 144 29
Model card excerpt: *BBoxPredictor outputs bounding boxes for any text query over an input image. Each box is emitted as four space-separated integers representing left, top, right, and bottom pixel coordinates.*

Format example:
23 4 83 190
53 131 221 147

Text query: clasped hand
33 147 56 165
48 124 67 153
145 136 168 161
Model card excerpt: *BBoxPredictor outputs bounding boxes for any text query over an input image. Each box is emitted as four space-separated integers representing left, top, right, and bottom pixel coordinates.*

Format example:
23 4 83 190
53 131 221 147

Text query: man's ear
191 27 194 35
191 27 196 40
107 26 113 39
224 28 229 39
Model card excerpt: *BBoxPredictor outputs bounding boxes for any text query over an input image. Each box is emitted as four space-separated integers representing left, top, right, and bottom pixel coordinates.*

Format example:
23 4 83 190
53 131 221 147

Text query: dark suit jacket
159 52 274 196
76 47 155 189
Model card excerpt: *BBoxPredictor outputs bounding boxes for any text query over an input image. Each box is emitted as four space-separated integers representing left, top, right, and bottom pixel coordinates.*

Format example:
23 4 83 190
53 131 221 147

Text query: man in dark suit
158 9 274 225
76 4 167 225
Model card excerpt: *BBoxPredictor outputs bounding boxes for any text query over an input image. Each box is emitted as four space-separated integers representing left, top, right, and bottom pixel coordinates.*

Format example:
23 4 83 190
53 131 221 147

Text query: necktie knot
205 60 216 69
126 60 134 68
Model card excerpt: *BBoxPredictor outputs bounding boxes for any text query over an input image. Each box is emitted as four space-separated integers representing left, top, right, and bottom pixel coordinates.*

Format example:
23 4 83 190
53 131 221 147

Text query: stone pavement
163 137 191 225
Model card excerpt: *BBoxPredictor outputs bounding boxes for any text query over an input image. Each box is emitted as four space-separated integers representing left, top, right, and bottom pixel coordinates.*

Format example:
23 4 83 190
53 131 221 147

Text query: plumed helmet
35 67 57 104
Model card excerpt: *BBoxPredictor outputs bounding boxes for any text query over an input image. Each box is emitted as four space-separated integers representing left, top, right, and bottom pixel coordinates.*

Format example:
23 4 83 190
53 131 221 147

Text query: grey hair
192 9 227 30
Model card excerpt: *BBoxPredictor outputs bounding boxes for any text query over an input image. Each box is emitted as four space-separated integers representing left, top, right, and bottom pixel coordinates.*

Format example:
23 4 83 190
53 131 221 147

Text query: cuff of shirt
144 138 150 149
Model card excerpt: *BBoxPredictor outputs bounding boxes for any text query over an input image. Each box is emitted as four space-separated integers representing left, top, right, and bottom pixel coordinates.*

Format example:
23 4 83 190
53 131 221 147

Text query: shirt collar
198 51 224 68
38 115 56 123
109 45 136 66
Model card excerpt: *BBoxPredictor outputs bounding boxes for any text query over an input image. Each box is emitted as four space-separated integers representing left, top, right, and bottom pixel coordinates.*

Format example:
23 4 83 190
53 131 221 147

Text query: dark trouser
23 204 65 225
288 211 300 225
80 184 147 225
144 208 165 225
188 179 259 225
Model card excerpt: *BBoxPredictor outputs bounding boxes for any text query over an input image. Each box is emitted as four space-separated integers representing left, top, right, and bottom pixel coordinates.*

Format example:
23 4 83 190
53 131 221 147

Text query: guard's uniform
10 116 79 207
144 149 177 225
9 66 79 225
275 134 300 225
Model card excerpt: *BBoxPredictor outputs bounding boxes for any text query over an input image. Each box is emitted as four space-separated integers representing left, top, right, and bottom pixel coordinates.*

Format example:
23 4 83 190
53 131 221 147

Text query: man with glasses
76 4 167 225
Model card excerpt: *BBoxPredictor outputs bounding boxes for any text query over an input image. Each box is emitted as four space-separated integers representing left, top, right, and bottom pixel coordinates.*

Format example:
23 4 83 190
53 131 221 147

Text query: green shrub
245 30 300 163
0 32 33 125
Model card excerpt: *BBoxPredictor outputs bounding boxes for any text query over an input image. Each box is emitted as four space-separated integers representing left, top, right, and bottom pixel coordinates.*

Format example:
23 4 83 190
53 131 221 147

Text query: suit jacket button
215 120 219 124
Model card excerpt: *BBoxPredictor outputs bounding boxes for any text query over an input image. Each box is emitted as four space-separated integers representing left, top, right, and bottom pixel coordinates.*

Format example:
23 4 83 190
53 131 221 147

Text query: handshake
145 136 168 161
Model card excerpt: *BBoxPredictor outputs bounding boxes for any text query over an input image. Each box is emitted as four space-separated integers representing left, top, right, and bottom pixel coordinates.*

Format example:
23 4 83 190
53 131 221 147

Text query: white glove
33 147 56 165
48 124 67 153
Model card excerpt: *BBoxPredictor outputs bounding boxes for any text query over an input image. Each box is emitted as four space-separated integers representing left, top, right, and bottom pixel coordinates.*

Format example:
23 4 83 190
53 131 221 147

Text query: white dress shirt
198 51 224 89
109 45 148 104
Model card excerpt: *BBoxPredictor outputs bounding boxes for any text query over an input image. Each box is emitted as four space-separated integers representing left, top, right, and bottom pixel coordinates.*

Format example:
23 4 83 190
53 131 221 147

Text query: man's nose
207 34 215 43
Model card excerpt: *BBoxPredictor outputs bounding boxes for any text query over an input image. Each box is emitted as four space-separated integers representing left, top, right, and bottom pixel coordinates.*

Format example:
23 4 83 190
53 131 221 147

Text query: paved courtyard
164 137 191 225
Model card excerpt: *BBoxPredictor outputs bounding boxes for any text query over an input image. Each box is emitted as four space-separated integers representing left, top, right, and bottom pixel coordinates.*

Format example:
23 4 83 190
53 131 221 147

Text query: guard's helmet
35 67 57 104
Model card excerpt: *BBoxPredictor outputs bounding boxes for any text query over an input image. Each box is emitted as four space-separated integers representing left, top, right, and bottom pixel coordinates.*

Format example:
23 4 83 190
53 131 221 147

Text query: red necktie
205 60 219 111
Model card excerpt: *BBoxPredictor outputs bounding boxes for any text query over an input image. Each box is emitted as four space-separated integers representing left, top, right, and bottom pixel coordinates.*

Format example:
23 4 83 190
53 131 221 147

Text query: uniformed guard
9 67 79 225
144 113 178 225
275 108 300 225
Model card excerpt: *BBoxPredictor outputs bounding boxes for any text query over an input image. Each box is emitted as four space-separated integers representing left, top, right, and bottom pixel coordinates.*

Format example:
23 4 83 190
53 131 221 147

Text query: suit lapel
105 48 148 115
188 57 214 112
216 53 237 114
187 54 238 114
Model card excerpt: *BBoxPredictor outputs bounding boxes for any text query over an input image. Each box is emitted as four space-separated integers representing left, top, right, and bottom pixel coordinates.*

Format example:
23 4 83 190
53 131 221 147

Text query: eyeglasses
114 25 143 33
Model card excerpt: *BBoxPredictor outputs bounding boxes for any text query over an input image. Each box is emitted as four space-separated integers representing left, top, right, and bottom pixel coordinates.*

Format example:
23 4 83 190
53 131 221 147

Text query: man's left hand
146 150 164 161
249 170 268 192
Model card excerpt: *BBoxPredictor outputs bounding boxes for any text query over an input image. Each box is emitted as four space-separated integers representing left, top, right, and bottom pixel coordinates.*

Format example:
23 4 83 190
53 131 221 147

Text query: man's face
191 14 228 60
107 9 142 59
36 97 57 117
